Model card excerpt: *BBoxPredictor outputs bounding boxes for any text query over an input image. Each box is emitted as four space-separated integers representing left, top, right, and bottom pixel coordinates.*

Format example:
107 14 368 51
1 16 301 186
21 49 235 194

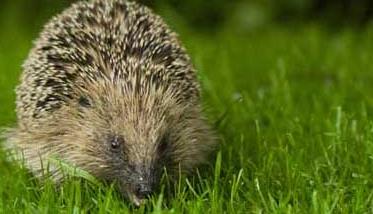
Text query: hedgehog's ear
78 96 92 108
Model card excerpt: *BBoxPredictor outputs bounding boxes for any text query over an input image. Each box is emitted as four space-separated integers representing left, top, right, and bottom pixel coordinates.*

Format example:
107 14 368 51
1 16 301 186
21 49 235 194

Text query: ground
1 16 373 213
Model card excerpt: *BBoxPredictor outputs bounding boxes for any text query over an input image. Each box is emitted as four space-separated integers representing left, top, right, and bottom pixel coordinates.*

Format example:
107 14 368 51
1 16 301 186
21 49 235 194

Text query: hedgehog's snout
133 170 155 197
125 176 154 206
134 181 153 199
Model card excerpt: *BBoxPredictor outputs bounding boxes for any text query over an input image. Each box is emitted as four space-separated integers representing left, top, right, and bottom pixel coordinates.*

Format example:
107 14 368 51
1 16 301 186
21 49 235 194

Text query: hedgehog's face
62 83 181 206
94 132 169 206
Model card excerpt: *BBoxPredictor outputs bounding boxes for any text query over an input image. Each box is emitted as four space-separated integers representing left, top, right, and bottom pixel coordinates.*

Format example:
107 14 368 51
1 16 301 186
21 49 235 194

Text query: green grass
2 11 373 212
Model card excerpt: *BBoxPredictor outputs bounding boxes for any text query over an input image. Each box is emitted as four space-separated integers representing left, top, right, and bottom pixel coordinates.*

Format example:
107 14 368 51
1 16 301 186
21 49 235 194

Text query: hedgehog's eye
110 135 124 151
158 135 169 153
78 96 91 108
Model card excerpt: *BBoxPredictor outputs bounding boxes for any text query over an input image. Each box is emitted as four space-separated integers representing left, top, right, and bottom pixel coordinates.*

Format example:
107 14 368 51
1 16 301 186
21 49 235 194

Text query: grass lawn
1 11 373 213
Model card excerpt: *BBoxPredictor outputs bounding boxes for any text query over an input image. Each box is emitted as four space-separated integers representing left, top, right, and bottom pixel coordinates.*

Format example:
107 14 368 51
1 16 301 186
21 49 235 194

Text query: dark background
1 0 372 34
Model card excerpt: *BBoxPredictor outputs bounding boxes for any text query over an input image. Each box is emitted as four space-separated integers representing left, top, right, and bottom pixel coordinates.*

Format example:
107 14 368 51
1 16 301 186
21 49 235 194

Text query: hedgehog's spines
17 0 199 122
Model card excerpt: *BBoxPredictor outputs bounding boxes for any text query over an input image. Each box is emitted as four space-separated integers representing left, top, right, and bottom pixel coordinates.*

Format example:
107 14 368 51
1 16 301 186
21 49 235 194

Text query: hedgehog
4 0 215 206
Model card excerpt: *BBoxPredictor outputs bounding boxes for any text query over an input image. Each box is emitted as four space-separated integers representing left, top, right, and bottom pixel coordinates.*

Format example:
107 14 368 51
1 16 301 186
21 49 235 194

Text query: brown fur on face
7 72 215 204
5 0 215 205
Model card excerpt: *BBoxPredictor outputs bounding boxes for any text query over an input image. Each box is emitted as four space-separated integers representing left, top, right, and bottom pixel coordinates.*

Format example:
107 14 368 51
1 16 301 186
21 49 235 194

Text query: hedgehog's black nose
135 183 152 199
